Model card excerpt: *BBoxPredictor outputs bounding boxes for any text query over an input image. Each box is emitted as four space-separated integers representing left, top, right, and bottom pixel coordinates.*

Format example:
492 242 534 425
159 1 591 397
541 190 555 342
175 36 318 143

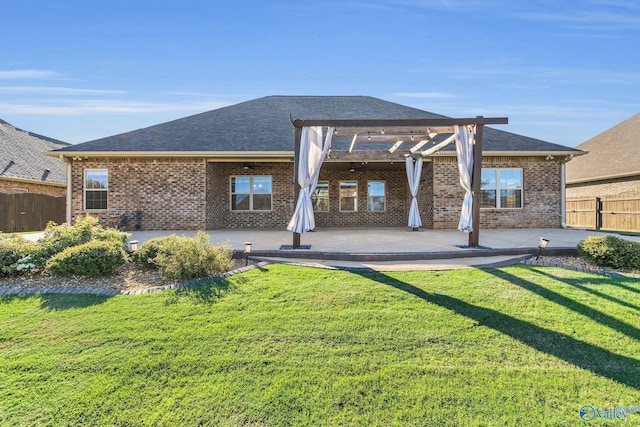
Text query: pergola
288 116 508 249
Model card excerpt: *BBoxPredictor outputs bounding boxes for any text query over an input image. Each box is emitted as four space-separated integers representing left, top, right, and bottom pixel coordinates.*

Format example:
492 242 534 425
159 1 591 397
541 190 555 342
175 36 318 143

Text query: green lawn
1 264 639 426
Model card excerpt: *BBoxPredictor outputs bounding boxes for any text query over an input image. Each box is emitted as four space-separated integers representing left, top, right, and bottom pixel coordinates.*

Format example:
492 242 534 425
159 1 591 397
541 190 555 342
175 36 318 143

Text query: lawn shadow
164 262 268 305
1 291 113 310
609 280 640 295
166 277 242 305
40 293 114 310
555 271 640 296
0 294 36 304
485 268 640 341
350 269 640 390
252 262 271 273
528 267 640 312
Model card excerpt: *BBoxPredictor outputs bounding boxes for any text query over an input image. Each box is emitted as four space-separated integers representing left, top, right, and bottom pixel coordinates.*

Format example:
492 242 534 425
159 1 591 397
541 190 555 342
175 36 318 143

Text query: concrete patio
20 226 638 271
129 227 640 263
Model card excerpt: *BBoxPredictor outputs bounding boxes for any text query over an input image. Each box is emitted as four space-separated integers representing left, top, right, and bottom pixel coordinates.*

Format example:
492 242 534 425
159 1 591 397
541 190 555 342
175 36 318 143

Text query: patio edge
238 246 578 262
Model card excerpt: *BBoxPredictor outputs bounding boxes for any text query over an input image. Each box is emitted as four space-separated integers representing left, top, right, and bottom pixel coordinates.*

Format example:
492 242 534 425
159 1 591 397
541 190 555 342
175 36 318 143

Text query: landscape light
244 242 252 266
537 238 549 259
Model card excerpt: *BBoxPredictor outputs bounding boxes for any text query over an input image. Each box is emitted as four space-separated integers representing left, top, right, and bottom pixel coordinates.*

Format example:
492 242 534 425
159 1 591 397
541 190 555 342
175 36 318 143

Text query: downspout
560 159 567 229
61 155 72 225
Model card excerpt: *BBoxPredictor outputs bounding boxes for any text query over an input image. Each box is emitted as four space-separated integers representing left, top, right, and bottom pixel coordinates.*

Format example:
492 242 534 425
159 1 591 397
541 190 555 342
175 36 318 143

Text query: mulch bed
0 259 257 294
527 255 640 278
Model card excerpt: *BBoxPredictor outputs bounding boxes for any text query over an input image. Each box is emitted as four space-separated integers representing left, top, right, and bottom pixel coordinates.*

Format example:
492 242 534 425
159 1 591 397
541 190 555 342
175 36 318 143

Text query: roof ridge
267 95 376 101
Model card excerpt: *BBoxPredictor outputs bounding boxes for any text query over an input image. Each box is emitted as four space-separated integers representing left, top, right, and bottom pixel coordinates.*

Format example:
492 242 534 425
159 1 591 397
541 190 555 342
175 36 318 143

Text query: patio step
235 246 577 262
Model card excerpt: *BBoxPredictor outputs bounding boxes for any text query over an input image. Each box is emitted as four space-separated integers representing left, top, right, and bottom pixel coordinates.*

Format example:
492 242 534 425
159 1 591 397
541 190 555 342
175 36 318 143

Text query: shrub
133 231 233 281
131 236 167 265
0 238 37 276
94 227 130 245
37 217 96 259
34 216 130 267
47 240 128 277
577 235 640 270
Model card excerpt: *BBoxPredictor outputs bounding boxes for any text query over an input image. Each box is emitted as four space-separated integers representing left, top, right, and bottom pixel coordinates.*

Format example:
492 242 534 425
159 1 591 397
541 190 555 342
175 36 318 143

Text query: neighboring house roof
566 113 640 184
53 95 581 156
0 119 69 185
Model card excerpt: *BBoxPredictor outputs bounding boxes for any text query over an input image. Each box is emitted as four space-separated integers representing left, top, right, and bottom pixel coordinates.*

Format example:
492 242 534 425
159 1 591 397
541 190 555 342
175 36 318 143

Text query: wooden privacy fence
566 193 640 232
0 193 66 233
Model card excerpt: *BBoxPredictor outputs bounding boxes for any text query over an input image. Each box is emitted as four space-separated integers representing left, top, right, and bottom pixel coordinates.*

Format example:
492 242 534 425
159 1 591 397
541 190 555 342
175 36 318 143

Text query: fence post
595 197 602 230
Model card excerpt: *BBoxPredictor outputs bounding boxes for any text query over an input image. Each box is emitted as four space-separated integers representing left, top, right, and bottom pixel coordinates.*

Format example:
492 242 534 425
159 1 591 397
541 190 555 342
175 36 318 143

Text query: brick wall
206 162 433 229
432 156 562 229
314 167 410 227
566 175 640 198
70 158 207 230
69 156 563 231
0 178 66 197
206 162 295 229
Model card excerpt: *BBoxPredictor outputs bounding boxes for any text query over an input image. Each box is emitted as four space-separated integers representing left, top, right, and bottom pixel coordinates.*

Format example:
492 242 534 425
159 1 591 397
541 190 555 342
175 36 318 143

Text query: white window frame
339 181 358 212
84 169 108 211
481 168 523 209
367 180 386 212
230 175 273 212
312 181 329 212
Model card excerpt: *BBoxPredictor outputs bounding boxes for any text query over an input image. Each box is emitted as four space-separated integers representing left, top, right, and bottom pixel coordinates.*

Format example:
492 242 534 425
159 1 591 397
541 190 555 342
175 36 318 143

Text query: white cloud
385 0 490 10
0 69 61 80
453 103 627 120
0 99 231 115
448 65 640 86
164 91 227 97
508 1 640 31
0 86 126 95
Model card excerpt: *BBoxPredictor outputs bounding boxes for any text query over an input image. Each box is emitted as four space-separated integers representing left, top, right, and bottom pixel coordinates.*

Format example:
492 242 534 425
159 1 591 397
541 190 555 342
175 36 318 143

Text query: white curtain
287 126 334 233
405 156 423 228
455 125 475 232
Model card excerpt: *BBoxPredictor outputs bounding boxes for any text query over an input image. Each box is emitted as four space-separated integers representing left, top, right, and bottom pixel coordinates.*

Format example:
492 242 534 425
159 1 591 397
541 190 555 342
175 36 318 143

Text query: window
339 181 357 211
368 181 385 211
312 181 329 212
231 176 272 211
481 168 522 209
84 169 108 210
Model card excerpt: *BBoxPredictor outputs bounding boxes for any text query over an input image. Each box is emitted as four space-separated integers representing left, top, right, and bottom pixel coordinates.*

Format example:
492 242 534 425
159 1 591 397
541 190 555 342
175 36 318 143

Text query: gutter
566 171 640 185
47 151 294 159
48 148 586 160
560 161 567 228
61 155 72 225
431 150 586 157
0 175 66 187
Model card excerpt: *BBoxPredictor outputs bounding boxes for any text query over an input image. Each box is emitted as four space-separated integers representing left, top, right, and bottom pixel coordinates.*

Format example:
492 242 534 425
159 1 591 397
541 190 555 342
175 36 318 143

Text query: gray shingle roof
566 113 640 183
54 95 580 154
0 119 69 185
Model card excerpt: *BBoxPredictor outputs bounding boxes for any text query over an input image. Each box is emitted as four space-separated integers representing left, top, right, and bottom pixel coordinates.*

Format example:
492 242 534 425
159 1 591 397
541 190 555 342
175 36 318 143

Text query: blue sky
1 0 638 146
